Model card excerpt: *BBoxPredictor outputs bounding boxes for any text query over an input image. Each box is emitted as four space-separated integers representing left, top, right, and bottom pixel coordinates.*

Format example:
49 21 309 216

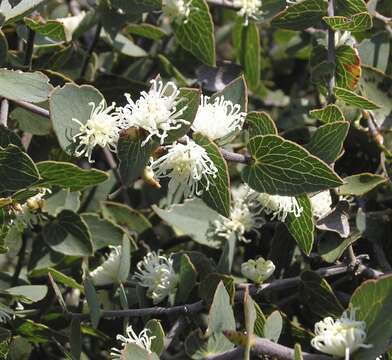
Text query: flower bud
241 257 275 284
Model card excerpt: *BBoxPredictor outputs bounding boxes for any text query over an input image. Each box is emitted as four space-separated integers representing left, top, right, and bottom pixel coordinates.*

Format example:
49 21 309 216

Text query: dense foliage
0 0 392 359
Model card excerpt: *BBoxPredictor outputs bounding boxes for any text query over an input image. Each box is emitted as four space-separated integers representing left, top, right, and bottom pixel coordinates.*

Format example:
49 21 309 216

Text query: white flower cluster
111 326 155 358
90 246 128 286
311 308 372 360
241 257 275 284
310 190 332 219
210 185 264 243
192 95 246 142
162 0 191 23
233 0 263 25
134 251 178 304
258 193 303 222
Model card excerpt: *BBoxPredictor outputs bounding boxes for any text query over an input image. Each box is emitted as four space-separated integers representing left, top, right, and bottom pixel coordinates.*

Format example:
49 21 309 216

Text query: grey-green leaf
337 173 387 196
335 86 380 110
83 277 101 329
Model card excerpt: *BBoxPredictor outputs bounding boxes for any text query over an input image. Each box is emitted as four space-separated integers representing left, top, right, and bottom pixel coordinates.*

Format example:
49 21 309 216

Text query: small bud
142 166 161 189
241 257 275 285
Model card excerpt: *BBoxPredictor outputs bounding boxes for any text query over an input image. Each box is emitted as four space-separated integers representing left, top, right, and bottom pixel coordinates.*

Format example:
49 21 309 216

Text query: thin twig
0 98 9 127
12 235 28 286
80 22 102 79
206 337 331 360
12 100 50 118
24 28 35 70
70 299 204 320
371 10 392 38
21 133 33 151
327 0 336 102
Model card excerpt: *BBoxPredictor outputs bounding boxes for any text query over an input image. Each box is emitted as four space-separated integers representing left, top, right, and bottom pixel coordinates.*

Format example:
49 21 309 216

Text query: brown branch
206 337 331 360
12 100 50 118
70 299 204 320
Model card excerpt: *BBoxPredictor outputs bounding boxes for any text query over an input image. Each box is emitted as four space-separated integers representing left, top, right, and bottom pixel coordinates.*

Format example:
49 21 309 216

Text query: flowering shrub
0 0 392 359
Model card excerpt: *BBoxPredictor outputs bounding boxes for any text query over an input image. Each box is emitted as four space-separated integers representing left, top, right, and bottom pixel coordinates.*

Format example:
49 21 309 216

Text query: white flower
233 0 262 25
134 251 178 304
110 326 155 358
90 246 128 286
118 79 188 146
310 190 332 219
149 136 218 203
335 31 357 47
210 185 264 243
241 257 275 284
191 95 246 141
72 100 125 163
311 308 372 360
162 0 191 23
258 193 303 222
0 303 13 323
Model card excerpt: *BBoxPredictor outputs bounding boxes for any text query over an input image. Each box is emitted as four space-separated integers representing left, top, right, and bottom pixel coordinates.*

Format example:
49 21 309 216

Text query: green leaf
110 0 162 14
242 135 343 196
126 23 167 40
335 0 367 16
1 0 50 24
0 144 40 195
175 254 197 305
323 12 372 32
337 173 387 196
286 195 314 256
5 285 47 303
294 344 304 360
335 86 380 110
49 83 105 155
193 133 231 218
118 236 131 284
101 201 151 236
263 311 283 343
83 277 101 329
166 88 201 142
306 121 349 164
82 214 124 250
335 45 361 91
309 104 345 124
47 268 84 292
70 318 81 360
152 199 221 248
350 274 392 360
0 125 22 148
43 210 93 256
103 31 147 58
211 75 247 112
271 0 328 30
42 189 80 216
233 18 260 91
117 132 159 185
318 230 361 263
145 319 165 356
199 273 235 306
37 161 108 191
0 69 52 103
24 17 67 42
245 111 277 138
0 29 8 67
300 271 344 318
253 301 266 337
172 0 215 66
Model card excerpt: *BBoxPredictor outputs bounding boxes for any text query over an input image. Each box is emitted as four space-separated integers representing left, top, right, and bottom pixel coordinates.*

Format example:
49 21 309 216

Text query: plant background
0 0 392 359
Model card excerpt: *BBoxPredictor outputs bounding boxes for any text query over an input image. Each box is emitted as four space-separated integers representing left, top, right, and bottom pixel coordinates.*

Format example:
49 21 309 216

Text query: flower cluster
241 257 275 284
134 251 178 304
210 185 264 243
192 95 246 142
72 100 126 163
233 0 263 25
149 136 218 203
90 245 128 286
258 193 303 222
162 0 191 23
111 326 155 358
311 308 372 360
310 190 332 219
